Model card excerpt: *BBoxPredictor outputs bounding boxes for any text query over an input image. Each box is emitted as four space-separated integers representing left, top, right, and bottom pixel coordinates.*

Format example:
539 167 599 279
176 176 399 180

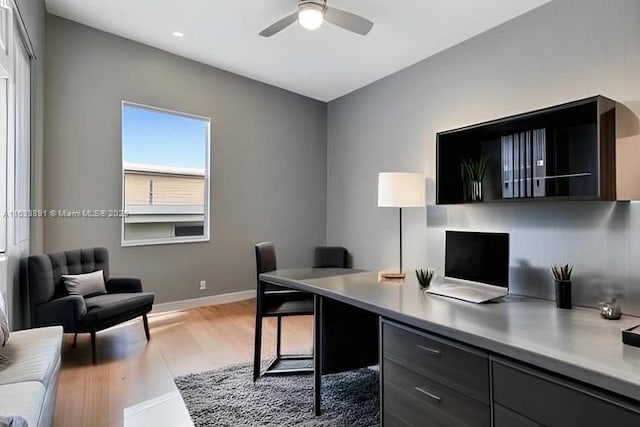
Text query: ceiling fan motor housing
297 0 328 10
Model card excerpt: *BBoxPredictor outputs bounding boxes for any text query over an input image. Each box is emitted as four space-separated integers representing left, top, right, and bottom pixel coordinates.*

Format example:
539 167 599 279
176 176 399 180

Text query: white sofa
0 326 63 427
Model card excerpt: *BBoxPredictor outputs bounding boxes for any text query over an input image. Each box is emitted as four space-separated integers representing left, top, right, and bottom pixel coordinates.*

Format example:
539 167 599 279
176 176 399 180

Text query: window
121 102 210 246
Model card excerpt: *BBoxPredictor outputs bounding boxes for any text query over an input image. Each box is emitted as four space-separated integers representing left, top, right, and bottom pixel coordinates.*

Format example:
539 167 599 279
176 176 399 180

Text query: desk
261 269 640 424
261 268 377 415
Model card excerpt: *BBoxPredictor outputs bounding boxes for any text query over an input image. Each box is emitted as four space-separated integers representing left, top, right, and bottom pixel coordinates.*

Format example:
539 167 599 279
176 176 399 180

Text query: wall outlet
199 280 206 290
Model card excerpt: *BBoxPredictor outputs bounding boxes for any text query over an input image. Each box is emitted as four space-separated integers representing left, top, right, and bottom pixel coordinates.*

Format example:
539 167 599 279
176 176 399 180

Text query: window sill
121 235 210 248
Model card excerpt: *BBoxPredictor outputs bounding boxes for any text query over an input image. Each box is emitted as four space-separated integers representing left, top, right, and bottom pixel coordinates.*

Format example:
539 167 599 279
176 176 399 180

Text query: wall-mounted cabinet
436 96 640 204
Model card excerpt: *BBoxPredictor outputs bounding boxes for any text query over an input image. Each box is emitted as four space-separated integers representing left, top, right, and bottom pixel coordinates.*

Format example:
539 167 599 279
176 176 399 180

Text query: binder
501 129 542 199
501 135 513 198
519 132 527 197
513 133 520 198
533 128 546 197
525 130 532 197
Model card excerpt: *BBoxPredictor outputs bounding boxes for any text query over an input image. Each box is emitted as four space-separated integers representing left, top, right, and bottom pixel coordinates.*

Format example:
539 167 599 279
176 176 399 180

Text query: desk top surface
260 268 640 400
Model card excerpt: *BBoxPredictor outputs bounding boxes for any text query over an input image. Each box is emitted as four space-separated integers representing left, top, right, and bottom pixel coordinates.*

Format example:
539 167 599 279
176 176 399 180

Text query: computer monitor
445 231 510 288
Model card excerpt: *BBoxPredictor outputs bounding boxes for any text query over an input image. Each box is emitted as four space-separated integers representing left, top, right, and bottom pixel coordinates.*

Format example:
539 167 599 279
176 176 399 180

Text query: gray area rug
174 364 379 426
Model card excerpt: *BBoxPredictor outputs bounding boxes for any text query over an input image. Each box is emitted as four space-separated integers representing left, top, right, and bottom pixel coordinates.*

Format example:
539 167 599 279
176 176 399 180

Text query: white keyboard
427 283 507 304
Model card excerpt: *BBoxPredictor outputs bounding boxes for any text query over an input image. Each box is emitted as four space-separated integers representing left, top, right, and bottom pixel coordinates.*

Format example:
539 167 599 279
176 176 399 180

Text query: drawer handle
414 386 441 403
417 344 441 356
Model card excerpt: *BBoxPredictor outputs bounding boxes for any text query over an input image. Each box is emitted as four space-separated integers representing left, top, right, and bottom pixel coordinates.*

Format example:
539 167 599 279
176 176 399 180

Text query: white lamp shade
378 172 425 208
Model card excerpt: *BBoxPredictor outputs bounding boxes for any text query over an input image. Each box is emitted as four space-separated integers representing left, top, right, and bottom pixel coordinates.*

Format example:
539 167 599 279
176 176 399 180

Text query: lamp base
378 269 406 280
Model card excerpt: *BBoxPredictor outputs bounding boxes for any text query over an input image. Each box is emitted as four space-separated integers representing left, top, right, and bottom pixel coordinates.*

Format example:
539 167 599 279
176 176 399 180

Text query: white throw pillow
0 293 8 346
62 270 107 297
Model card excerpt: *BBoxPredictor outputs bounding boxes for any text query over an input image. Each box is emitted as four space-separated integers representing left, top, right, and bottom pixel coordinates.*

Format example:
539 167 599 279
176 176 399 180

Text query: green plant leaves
461 156 489 182
415 268 435 288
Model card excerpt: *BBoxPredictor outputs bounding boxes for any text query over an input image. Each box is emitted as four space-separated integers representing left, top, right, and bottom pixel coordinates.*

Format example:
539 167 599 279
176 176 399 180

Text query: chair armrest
106 277 142 293
35 295 87 330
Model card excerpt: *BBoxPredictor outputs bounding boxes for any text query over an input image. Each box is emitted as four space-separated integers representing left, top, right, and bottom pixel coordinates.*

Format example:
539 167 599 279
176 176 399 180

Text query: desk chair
313 246 350 268
253 242 314 381
253 244 352 381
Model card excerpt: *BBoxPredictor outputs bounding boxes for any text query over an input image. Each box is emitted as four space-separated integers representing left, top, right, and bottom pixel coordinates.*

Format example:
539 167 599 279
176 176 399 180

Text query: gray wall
327 0 640 314
45 16 327 303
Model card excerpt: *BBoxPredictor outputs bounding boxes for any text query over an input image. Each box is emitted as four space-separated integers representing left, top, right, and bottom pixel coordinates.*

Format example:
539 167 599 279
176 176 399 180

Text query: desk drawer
382 320 489 400
494 404 540 427
384 357 490 426
383 409 411 427
384 381 469 427
493 359 640 427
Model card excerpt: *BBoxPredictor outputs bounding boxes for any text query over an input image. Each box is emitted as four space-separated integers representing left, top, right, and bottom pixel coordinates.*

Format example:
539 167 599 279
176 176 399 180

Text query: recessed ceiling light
172 31 184 38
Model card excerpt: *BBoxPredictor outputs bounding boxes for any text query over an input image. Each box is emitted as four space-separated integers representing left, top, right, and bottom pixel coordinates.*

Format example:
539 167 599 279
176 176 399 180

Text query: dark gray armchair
23 247 155 363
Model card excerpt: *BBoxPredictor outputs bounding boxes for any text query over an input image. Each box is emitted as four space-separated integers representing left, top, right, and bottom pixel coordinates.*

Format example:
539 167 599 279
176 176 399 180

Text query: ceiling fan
259 0 374 37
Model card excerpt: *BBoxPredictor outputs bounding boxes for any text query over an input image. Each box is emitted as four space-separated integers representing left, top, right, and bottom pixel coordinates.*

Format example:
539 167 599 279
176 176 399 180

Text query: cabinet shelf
435 96 639 204
503 172 592 185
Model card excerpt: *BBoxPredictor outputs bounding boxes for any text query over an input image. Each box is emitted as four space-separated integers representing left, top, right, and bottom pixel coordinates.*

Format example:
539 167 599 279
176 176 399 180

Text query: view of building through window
121 103 210 245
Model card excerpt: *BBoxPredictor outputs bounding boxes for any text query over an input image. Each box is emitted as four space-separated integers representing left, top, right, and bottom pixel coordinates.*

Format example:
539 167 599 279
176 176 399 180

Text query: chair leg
142 313 150 341
71 333 78 348
90 332 96 364
276 316 282 358
253 314 263 382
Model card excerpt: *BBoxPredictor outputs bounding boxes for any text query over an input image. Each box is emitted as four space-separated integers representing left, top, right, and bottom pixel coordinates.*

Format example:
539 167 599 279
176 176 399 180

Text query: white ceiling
45 0 551 102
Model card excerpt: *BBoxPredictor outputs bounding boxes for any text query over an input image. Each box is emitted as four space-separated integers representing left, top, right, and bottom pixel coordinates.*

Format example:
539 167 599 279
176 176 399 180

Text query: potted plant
461 156 489 201
415 268 435 289
551 264 573 309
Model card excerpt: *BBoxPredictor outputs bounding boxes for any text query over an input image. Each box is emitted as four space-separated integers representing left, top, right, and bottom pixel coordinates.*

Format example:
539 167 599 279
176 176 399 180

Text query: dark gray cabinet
380 321 640 427
493 404 540 427
381 319 491 426
436 96 640 204
492 358 640 427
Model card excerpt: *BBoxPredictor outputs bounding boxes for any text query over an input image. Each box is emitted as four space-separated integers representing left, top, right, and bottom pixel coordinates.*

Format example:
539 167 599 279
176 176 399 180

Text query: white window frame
120 101 211 247
0 1 13 254
13 26 29 246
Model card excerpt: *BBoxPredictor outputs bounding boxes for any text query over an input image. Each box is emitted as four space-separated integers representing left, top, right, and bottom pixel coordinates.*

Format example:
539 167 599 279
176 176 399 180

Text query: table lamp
378 172 425 279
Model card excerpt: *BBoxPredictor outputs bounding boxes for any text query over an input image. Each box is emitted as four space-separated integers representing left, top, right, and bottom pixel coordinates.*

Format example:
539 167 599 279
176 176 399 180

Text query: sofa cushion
84 292 154 323
0 415 24 427
0 381 45 427
0 293 8 347
62 270 106 297
0 326 62 387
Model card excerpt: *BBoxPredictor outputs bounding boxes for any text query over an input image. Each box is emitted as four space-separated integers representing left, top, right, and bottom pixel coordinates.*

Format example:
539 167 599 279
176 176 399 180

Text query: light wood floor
52 299 313 427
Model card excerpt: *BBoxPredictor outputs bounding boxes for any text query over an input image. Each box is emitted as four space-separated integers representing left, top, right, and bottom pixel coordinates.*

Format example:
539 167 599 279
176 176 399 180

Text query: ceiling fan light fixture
298 3 324 31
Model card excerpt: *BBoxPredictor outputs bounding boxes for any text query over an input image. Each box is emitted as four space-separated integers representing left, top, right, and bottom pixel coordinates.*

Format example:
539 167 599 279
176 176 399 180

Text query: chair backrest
25 247 110 308
313 246 349 268
254 242 282 310
255 242 277 275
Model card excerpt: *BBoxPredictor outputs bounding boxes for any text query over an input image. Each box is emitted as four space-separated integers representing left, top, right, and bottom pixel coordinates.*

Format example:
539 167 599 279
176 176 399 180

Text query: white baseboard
151 289 255 314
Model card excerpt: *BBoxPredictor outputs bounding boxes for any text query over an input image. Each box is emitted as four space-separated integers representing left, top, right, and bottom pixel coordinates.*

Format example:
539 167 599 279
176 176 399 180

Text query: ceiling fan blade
259 12 298 37
324 7 373 36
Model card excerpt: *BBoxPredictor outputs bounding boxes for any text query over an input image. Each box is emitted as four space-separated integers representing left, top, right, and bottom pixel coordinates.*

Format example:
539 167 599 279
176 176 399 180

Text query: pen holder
555 279 572 309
